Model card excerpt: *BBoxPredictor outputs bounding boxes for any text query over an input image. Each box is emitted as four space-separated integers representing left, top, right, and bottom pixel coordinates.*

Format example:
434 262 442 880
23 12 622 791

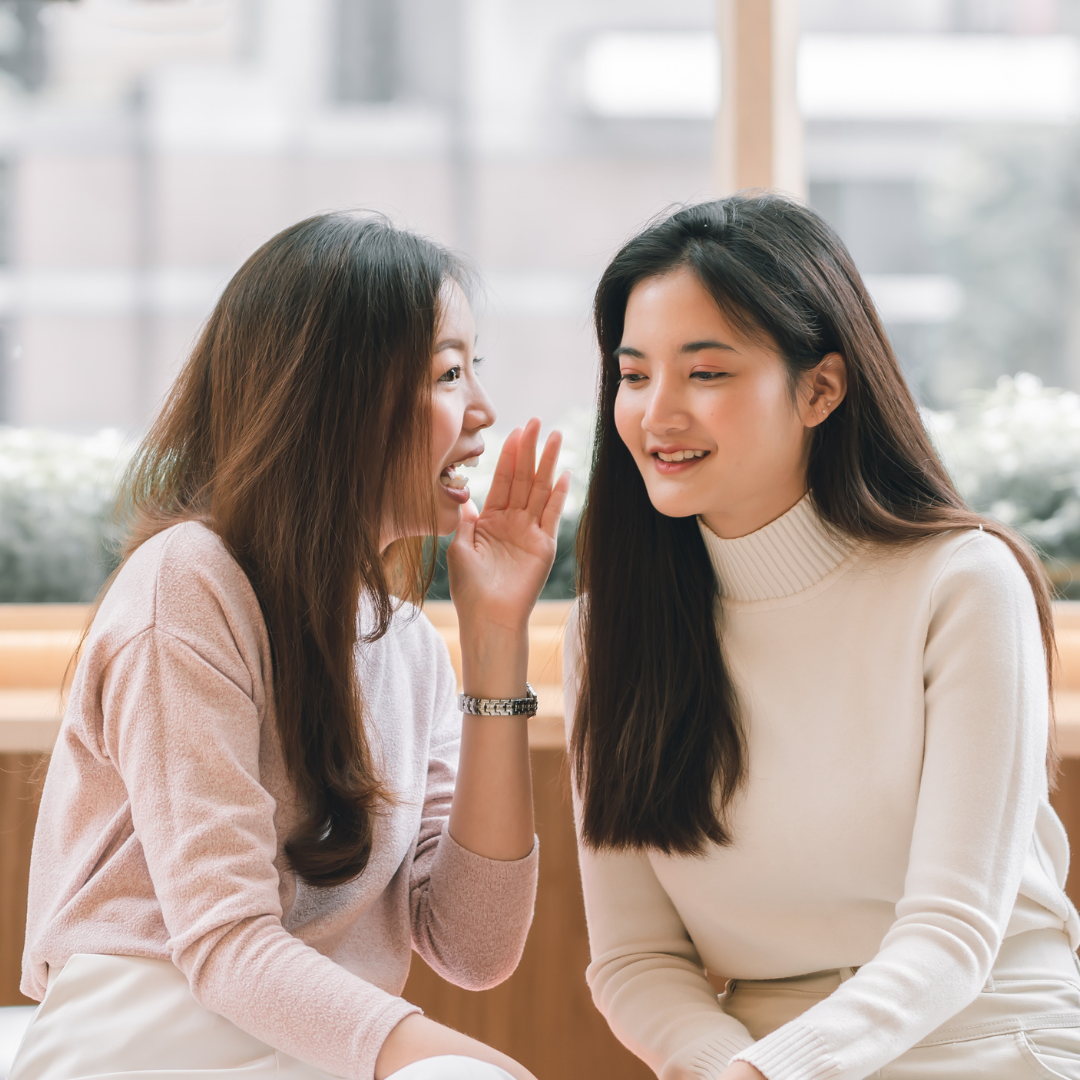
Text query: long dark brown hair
572 193 1057 854
116 212 467 886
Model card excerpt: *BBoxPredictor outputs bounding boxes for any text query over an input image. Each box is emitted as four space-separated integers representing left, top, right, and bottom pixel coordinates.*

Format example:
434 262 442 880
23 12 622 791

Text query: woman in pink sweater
11 214 568 1080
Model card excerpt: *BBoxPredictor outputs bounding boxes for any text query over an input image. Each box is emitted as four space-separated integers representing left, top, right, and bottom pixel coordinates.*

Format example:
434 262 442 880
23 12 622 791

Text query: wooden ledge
0 685 567 755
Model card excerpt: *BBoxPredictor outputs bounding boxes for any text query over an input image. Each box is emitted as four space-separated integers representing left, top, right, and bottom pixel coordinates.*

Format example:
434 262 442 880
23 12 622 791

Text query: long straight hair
572 193 1057 854
116 212 467 886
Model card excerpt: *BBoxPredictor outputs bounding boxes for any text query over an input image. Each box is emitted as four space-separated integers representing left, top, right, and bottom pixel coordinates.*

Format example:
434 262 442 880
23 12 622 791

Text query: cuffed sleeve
732 533 1051 1080
408 633 538 989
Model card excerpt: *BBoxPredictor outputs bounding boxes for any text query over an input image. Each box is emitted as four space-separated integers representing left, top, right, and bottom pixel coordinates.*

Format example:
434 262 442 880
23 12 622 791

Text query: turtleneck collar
698 494 851 603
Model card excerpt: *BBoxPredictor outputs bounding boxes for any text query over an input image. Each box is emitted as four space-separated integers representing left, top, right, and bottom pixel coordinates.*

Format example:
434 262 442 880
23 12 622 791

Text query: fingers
525 429 563 519
484 429 521 511
540 470 572 540
508 418 541 509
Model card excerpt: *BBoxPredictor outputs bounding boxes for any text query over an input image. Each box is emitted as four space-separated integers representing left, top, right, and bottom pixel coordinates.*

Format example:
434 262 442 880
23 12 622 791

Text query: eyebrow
613 340 736 359
434 337 469 353
682 339 736 353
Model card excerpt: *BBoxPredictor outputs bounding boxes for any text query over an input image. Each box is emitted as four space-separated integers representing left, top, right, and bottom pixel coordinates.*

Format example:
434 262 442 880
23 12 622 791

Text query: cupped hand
447 417 571 632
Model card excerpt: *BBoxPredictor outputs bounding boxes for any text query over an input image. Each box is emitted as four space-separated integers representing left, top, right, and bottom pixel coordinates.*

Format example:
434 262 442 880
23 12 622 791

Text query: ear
799 353 847 429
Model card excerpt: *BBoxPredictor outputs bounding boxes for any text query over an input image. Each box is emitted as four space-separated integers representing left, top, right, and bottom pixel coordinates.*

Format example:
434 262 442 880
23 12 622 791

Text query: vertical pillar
715 0 804 199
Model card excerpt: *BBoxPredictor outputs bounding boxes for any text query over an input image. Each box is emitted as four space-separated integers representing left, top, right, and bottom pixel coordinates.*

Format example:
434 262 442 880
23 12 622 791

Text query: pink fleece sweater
22 521 538 1080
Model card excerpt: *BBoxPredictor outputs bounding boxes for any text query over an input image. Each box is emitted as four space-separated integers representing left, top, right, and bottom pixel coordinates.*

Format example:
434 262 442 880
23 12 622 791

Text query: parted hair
572 192 1057 854
115 212 466 886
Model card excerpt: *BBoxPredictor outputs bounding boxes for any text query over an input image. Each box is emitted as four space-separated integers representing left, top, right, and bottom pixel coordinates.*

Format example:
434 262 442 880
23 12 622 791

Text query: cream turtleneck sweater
564 496 1080 1080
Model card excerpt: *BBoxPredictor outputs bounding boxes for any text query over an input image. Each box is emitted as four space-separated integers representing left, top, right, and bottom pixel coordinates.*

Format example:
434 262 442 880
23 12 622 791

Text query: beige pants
721 928 1080 1079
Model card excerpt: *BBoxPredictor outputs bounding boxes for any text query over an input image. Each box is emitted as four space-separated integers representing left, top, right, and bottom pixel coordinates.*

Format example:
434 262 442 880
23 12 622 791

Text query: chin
436 506 463 537
641 485 707 520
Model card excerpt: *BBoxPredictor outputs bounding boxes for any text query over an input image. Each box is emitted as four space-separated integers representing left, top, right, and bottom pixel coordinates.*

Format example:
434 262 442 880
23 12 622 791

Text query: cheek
430 396 462 466
612 389 642 454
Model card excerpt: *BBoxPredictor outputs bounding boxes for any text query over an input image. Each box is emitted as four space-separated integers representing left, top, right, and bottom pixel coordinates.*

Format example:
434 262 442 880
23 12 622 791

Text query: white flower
925 374 1080 562
0 427 135 601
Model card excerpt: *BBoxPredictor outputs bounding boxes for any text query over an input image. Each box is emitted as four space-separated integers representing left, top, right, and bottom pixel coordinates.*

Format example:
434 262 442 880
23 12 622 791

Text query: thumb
449 498 479 554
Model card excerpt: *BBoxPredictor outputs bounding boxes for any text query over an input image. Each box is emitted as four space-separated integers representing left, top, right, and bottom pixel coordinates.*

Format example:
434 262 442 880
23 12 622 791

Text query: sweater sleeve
732 533 1051 1080
101 624 418 1080
409 624 539 989
564 609 756 1079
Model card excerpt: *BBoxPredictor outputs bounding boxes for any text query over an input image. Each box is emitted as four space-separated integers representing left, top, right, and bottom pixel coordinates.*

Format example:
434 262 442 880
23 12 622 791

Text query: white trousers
722 928 1080 1078
8 954 514 1080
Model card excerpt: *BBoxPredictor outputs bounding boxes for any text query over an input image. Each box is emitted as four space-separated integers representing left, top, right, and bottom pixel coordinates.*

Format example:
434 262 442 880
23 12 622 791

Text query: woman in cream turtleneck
566 194 1080 1080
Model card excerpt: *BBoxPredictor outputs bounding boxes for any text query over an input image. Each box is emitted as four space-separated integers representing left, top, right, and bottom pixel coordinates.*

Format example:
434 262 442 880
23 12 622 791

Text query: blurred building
0 0 1077 433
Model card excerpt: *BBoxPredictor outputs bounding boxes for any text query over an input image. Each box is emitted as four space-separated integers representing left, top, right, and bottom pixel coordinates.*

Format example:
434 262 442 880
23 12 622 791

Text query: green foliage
0 427 130 602
926 374 1080 570
424 513 578 602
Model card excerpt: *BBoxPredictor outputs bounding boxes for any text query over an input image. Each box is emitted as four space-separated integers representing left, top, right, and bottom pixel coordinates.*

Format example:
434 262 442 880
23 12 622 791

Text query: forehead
436 279 474 337
624 270 732 332
621 268 771 354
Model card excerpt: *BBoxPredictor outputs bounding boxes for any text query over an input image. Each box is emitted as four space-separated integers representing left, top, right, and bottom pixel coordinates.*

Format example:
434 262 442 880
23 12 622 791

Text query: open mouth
439 455 480 493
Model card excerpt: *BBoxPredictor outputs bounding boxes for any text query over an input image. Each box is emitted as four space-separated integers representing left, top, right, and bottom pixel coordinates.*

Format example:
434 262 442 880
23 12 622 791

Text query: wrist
459 624 529 700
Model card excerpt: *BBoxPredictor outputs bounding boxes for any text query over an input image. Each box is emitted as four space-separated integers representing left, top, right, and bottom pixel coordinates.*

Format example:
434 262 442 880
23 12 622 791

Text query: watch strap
457 682 538 717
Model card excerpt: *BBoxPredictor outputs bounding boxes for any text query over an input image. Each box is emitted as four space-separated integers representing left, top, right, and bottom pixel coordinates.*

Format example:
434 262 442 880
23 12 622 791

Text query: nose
642 371 690 434
464 368 496 432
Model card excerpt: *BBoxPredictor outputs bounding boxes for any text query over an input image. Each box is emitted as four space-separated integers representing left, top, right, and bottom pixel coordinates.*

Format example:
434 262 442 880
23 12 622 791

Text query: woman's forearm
447 619 534 861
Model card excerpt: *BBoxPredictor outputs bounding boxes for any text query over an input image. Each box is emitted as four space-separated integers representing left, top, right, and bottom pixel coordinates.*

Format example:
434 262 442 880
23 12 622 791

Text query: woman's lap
9 954 513 1080
721 929 1080 1078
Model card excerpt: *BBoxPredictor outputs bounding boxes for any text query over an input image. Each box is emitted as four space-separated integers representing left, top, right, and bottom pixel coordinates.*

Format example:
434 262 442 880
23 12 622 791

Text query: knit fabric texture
565 495 1080 1080
23 521 538 1080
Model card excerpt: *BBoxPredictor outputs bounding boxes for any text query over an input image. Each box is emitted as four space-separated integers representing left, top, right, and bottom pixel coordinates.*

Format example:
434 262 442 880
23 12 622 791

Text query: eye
438 365 462 384
472 356 485 367
619 372 647 384
691 370 730 381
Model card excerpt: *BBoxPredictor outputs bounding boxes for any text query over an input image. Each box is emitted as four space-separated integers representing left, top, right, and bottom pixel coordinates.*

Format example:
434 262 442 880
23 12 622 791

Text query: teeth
440 470 468 490
657 450 705 462
462 456 480 467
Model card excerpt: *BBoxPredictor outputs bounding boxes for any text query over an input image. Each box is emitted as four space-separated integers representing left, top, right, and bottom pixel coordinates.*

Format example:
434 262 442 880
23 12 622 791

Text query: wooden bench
0 601 651 1080
5 601 1080 1080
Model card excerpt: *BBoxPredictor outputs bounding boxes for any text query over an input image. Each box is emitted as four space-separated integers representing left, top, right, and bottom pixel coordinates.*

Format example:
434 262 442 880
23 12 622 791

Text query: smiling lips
651 448 710 474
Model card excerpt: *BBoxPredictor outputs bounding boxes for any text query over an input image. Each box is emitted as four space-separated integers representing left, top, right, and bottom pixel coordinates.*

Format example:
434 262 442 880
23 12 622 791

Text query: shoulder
92 522 268 675
857 526 1033 610
877 527 1043 646
925 528 1033 610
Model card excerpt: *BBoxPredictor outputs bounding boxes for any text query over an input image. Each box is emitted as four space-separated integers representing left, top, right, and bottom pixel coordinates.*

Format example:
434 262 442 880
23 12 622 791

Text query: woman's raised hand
444 419 568 862
447 417 571 633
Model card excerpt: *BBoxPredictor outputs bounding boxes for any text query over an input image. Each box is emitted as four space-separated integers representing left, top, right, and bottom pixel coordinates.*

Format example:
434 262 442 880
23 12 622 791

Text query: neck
698 494 851 603
700 484 808 541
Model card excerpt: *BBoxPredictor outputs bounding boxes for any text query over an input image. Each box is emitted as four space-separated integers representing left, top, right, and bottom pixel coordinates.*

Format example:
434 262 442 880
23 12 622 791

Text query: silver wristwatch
457 682 538 717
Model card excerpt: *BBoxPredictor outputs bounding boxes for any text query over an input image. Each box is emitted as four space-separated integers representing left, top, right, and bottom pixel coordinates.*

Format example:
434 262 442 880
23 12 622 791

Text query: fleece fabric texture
564 495 1080 1080
23 521 538 1080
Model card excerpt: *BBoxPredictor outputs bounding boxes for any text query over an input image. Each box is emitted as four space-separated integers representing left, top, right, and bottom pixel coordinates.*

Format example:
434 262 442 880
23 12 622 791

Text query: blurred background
3 0 1080 596
10 6 1080 1074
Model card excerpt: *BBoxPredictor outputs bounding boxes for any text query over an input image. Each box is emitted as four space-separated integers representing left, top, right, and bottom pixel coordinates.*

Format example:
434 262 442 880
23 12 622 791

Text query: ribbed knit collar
698 495 851 603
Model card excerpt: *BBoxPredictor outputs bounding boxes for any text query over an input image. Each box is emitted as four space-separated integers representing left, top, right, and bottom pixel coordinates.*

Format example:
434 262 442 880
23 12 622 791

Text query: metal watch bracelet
457 682 538 717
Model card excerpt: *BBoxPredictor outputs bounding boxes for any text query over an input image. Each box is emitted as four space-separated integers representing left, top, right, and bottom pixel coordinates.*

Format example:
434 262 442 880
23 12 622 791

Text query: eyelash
618 371 730 383
437 357 484 384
